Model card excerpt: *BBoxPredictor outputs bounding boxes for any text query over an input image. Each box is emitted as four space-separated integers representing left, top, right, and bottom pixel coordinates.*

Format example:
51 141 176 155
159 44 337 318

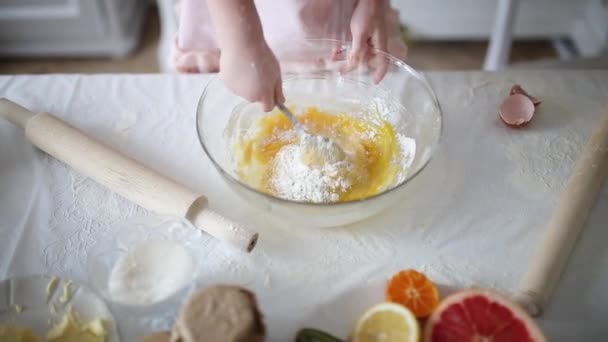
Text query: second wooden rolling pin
514 107 608 316
0 98 258 252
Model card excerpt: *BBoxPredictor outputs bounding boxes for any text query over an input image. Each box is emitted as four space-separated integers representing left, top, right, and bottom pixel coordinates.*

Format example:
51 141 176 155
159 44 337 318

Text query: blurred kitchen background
0 0 607 74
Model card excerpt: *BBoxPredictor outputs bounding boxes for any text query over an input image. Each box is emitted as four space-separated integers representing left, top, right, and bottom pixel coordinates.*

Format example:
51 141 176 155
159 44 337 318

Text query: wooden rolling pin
0 98 258 252
514 107 608 316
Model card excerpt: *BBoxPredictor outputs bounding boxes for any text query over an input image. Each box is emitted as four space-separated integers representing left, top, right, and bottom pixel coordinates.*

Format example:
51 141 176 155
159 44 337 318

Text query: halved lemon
352 302 420 342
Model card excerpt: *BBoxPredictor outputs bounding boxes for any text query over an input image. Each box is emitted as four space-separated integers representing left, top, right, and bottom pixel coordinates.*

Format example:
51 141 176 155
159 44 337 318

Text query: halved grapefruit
424 289 546 342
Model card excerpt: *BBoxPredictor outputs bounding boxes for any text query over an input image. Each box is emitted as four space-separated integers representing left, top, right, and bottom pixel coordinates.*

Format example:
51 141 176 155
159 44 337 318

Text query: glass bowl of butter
0 275 118 341
196 39 442 228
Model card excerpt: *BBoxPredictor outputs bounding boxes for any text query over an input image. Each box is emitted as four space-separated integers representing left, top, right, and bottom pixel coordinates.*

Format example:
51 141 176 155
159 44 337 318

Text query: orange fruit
385 269 439 318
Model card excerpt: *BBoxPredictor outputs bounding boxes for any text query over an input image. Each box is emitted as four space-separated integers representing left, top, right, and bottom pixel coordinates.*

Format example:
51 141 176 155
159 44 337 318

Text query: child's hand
347 0 389 83
207 0 284 111
220 42 284 112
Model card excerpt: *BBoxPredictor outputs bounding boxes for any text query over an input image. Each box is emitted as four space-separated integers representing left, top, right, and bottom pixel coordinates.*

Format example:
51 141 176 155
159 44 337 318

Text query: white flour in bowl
269 133 417 203
271 144 353 203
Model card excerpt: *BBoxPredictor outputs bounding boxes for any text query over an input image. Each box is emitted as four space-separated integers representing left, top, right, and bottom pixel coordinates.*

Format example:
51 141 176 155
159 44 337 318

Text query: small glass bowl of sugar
86 215 204 327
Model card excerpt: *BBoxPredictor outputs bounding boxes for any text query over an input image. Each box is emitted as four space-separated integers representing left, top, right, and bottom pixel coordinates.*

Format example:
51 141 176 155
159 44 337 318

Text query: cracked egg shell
499 94 536 127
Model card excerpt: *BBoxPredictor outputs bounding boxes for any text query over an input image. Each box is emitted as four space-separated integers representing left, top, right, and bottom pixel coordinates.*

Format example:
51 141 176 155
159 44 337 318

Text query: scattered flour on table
69 171 144 224
418 257 515 294
506 129 582 197
43 162 145 276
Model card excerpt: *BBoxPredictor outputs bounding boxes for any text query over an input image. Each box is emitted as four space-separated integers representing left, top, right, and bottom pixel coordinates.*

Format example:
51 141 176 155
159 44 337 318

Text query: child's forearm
206 0 265 51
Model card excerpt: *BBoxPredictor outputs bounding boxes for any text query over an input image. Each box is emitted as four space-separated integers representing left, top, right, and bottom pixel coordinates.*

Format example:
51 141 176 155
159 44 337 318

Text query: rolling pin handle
187 197 259 252
513 291 542 317
0 98 35 129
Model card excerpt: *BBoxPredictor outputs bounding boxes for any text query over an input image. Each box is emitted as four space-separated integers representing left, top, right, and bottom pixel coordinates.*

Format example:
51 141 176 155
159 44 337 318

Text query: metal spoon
276 103 346 164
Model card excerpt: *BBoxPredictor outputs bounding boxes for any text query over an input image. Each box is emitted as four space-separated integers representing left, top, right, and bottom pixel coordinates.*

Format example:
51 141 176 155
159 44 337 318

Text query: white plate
0 274 119 341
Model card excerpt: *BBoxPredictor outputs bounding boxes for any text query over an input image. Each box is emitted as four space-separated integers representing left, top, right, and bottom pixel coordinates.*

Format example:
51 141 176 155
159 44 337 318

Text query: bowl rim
196 38 443 207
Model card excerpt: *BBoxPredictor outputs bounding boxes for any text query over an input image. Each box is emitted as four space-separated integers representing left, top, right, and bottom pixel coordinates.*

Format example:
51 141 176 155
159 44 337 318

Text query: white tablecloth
1 72 607 341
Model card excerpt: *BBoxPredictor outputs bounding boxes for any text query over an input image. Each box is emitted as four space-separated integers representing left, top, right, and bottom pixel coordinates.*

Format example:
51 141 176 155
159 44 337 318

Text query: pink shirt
172 0 407 73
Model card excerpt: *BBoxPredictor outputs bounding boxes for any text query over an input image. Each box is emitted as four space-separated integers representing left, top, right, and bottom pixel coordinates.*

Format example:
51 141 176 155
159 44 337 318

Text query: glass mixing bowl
196 39 442 228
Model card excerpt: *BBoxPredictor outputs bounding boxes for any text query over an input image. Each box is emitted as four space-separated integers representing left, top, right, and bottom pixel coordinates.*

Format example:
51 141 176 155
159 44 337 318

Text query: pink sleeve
170 0 407 73
177 0 217 50
171 0 220 73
